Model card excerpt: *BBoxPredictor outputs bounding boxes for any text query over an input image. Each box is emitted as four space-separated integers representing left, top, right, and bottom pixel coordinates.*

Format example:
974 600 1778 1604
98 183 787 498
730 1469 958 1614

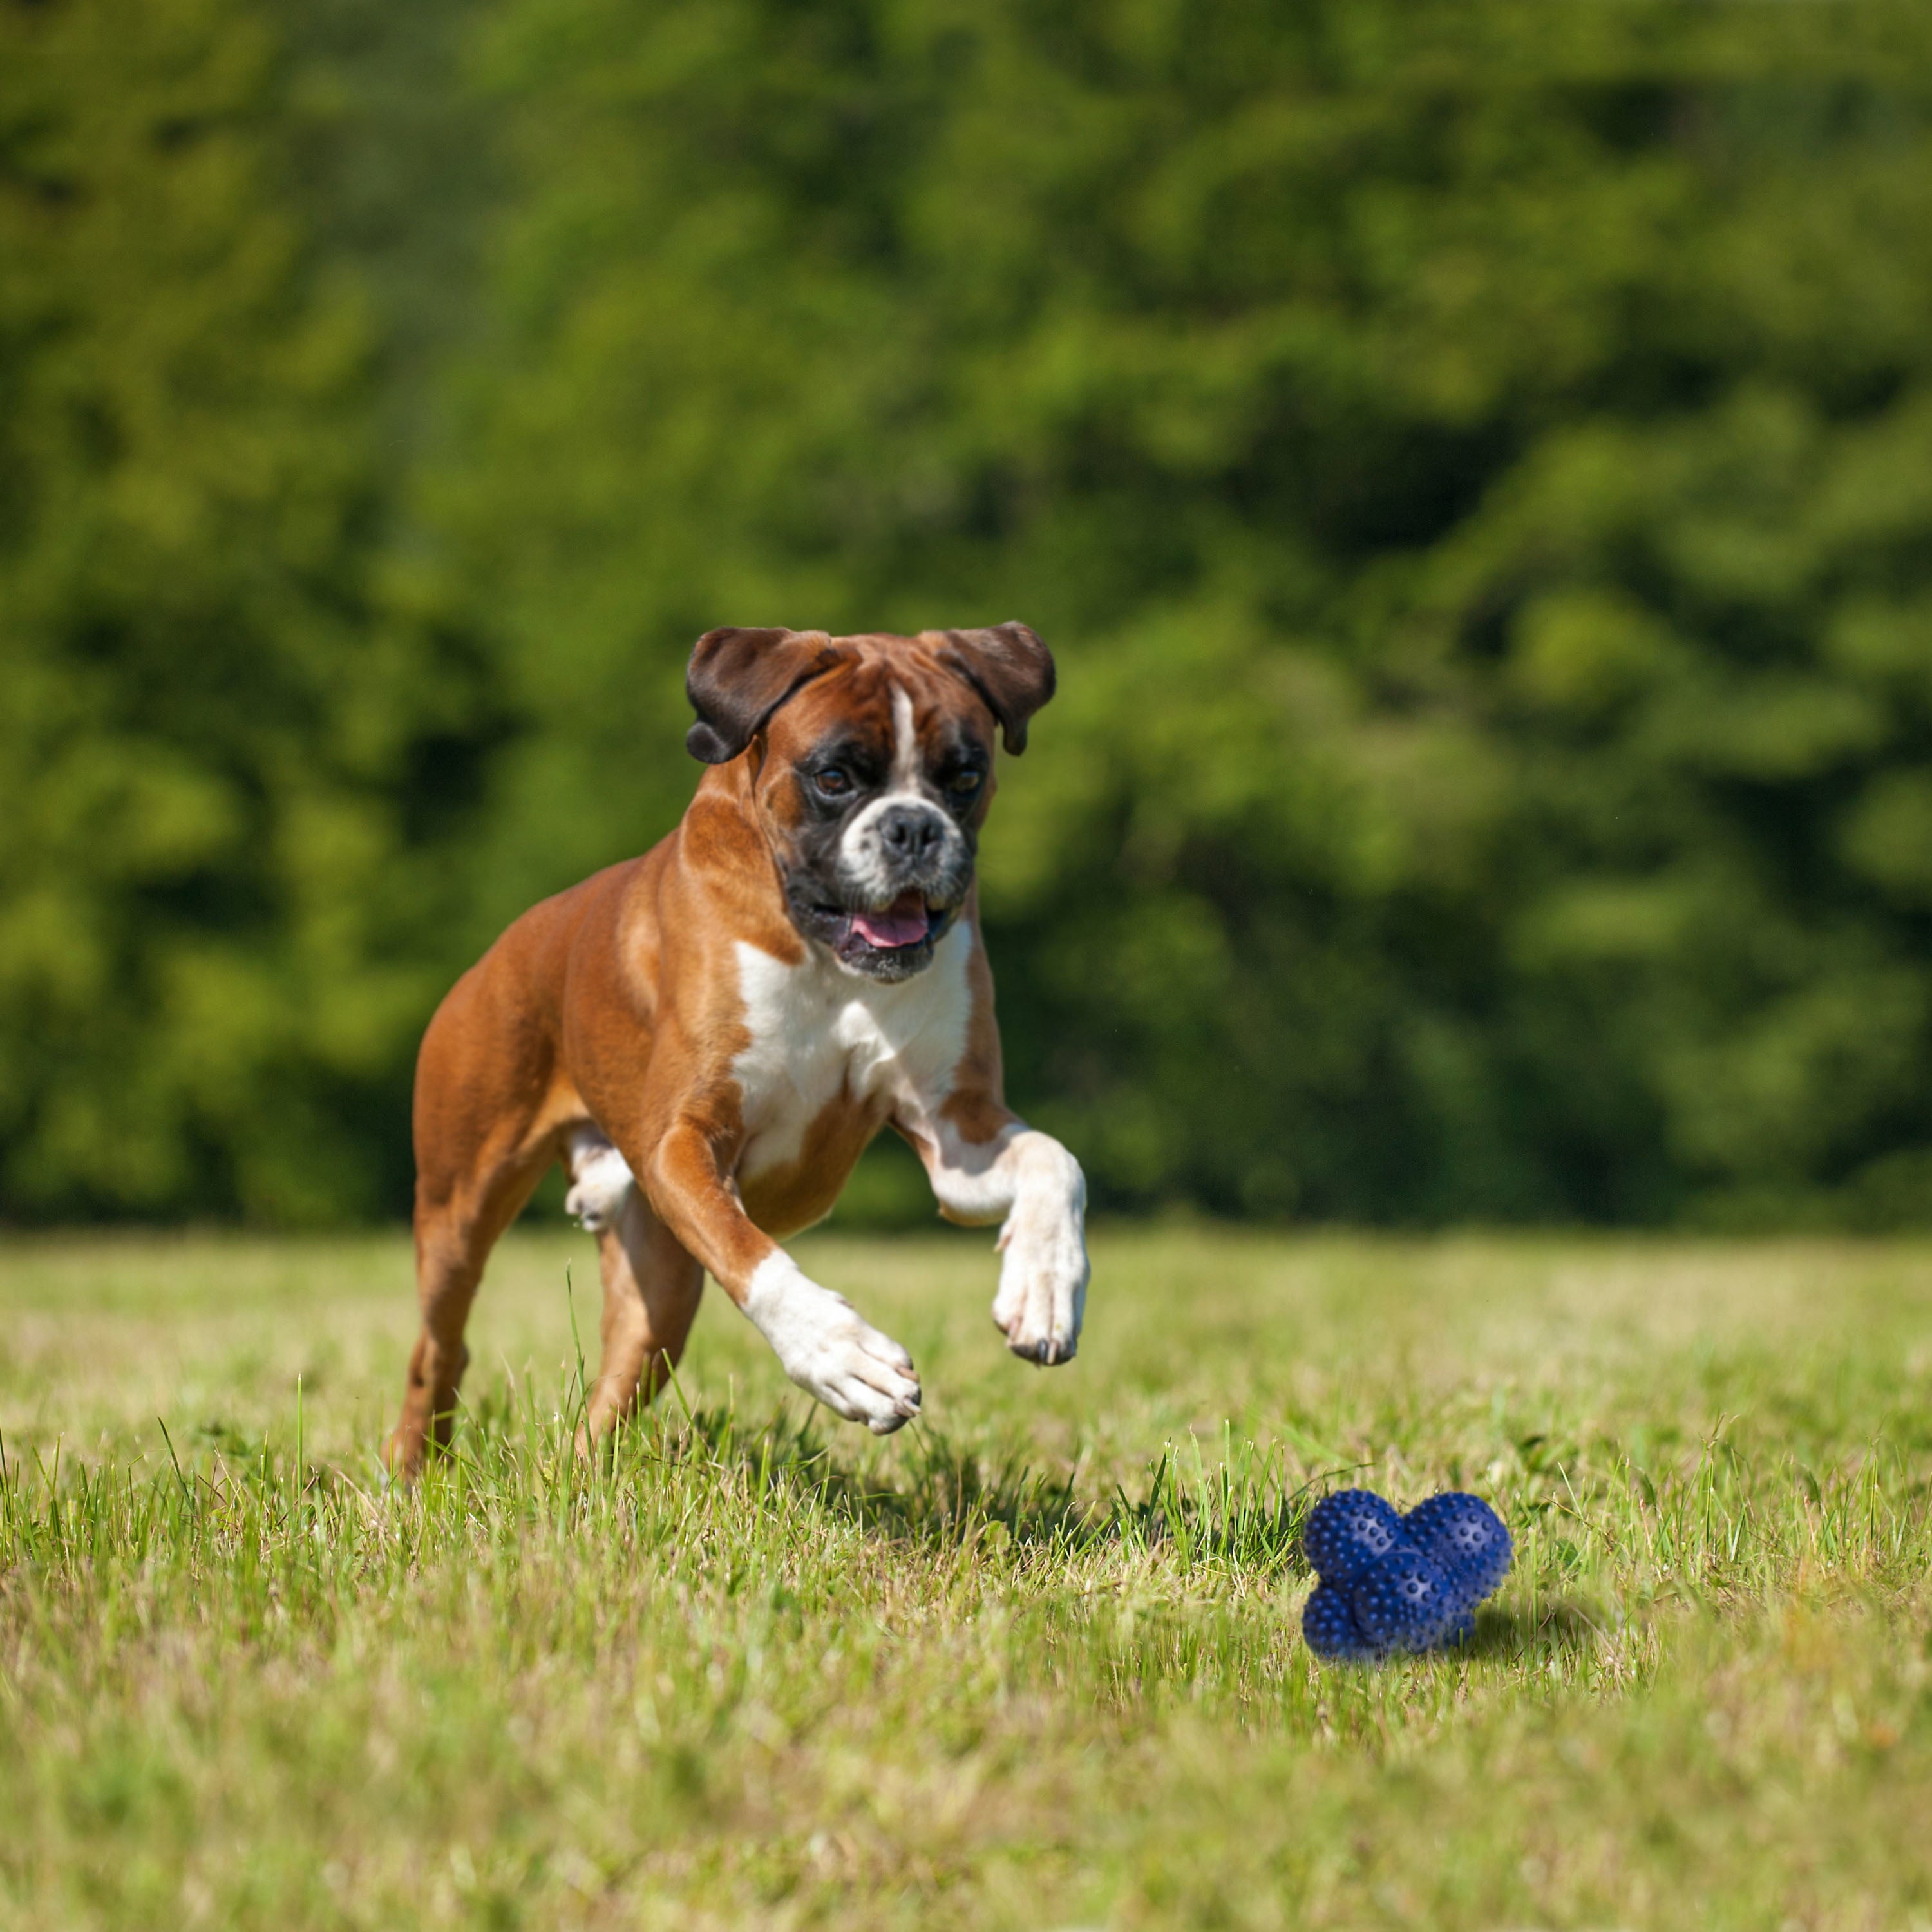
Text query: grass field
4 1224 1932 1929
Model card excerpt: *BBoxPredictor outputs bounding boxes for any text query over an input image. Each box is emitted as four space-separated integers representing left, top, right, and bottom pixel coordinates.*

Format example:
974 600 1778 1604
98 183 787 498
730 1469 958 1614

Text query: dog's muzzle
788 798 973 981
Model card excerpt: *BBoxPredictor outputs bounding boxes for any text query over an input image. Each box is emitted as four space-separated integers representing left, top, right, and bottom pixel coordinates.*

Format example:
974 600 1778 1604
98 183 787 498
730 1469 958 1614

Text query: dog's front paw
992 1183 1088 1367
743 1254 921 1434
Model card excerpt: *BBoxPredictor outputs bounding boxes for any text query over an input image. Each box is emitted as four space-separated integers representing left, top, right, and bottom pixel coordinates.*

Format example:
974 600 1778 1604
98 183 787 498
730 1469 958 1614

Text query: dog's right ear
685 627 847 764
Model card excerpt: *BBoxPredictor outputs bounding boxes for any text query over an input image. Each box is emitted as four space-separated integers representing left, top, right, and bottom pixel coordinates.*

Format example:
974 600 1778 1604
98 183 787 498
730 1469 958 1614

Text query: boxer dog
387 623 1088 1474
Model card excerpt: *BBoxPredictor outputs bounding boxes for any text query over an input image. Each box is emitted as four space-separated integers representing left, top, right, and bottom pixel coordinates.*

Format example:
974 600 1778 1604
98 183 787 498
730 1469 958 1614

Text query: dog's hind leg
388 971 563 1477
565 1130 704 1448
388 1130 551 1478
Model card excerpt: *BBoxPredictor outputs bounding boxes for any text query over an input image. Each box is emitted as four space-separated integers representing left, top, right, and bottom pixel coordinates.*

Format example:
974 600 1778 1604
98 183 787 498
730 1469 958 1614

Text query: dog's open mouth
849 889 932 951
811 887 952 969
793 883 961 976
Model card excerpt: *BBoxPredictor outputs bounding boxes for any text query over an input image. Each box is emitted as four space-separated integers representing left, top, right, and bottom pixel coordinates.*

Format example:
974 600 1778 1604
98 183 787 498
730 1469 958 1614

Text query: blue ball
1302 1584 1381 1662
1302 1490 1410 1587
1403 1492 1511 1608
1349 1546 1460 1652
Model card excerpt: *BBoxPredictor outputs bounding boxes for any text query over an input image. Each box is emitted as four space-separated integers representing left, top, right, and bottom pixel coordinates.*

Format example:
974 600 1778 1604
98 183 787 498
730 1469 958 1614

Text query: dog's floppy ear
685 627 847 764
940 622 1056 755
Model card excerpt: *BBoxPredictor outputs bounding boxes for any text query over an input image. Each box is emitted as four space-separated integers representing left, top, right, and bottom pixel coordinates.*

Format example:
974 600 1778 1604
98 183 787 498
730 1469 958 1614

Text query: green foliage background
4 0 1931 1227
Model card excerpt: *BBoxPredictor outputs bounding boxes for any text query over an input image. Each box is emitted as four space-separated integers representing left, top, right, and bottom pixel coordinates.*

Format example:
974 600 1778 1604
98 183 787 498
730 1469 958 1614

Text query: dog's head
685 623 1055 981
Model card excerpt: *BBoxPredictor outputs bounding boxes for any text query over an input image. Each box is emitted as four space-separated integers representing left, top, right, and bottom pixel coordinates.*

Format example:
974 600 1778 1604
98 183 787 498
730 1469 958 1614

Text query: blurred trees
0 0 482 1218
5 0 1931 1226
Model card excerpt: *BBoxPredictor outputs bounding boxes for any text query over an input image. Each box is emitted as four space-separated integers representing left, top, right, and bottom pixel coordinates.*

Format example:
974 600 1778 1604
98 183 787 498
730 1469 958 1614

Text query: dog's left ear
685 627 848 764
940 622 1056 755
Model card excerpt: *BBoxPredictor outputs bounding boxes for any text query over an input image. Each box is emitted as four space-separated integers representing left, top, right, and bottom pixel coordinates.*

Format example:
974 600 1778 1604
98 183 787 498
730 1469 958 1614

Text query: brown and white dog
386 623 1089 1475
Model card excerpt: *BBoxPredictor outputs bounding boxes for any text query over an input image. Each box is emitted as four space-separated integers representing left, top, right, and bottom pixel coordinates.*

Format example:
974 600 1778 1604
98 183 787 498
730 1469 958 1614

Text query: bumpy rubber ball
1349 1547 1459 1652
1302 1584 1380 1662
1302 1490 1410 1587
1403 1492 1511 1607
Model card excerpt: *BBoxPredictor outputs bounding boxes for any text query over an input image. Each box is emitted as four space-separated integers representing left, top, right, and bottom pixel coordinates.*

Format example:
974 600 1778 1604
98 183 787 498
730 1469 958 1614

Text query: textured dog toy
1302 1583 1381 1662
1405 1491 1513 1602
1301 1488 1510 1661
1350 1546 1459 1651
1300 1490 1410 1587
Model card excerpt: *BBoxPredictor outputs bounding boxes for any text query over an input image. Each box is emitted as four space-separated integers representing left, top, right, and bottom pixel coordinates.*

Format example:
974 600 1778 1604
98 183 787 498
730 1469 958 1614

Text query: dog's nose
878 803 943 860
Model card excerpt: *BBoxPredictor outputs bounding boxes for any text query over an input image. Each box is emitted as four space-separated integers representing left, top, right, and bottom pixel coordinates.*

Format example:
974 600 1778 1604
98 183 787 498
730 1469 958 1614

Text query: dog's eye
814 767 851 797
948 768 984 797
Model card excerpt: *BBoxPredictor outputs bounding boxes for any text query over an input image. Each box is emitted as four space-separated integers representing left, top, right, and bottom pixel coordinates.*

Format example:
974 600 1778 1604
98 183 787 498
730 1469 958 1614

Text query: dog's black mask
682 625 1056 981
777 708 987 983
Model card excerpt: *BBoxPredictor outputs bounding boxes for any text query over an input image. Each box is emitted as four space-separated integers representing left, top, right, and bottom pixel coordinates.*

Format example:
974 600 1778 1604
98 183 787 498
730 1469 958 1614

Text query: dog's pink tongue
852 892 929 949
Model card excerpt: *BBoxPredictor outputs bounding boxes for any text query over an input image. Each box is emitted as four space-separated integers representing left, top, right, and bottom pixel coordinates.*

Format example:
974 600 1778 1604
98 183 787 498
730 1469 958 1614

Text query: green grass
5 1226 1932 1929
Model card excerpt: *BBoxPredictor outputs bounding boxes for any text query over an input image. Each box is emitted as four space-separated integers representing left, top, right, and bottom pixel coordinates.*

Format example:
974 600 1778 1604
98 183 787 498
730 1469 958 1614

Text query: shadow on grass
449 1369 1336 1585
694 1403 1092 1549
656 1401 1311 1578
1459 1598 1615 1660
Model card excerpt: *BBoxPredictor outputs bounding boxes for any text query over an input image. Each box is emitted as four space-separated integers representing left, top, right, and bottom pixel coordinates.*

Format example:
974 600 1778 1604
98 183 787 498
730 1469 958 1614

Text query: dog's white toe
992 1195 1088 1367
742 1253 921 1432
564 1135 636 1233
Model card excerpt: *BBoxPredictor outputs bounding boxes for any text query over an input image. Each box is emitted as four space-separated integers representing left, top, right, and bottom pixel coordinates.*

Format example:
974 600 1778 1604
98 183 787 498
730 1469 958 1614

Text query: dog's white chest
731 925 972 1179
